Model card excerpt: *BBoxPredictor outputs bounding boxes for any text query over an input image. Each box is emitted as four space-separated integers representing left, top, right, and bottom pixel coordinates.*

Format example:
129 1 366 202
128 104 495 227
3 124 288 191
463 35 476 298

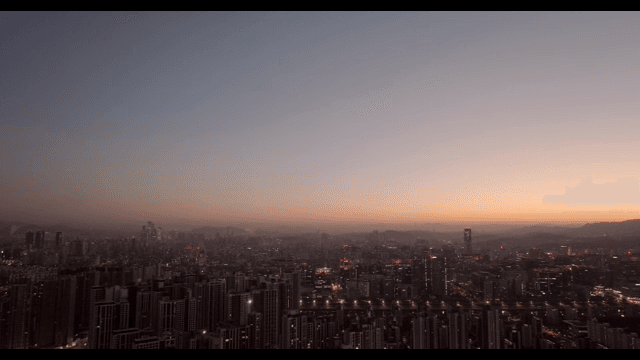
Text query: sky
1 11 640 228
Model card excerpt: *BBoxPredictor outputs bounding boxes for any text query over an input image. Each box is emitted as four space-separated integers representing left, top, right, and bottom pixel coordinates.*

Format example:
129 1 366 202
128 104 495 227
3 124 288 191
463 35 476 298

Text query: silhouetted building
284 271 301 310
55 232 63 247
426 256 448 297
25 231 34 249
464 228 472 253
281 310 306 349
214 324 251 349
30 280 58 348
156 297 185 344
248 312 263 349
205 280 227 331
1 284 31 349
228 292 252 326
111 328 142 349
252 286 279 349
412 313 440 349
35 230 45 249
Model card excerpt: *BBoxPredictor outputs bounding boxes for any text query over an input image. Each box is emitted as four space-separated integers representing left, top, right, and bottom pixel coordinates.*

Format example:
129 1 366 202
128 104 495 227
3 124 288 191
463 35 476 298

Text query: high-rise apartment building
111 328 142 349
281 310 306 349
248 312 263 349
191 282 205 330
234 274 249 293
25 231 34 249
284 271 301 310
252 286 279 349
156 297 185 340
55 232 63 247
89 301 116 349
480 309 503 349
87 285 130 349
214 325 251 349
412 313 441 349
426 257 448 297
35 230 45 249
55 276 76 347
0 284 31 349
205 279 227 331
228 291 252 326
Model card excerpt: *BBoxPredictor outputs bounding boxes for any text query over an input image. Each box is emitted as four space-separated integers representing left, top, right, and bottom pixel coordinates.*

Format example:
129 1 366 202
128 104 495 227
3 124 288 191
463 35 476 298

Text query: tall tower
464 228 472 254
426 256 447 296
284 271 301 310
252 286 279 349
227 292 252 326
25 231 34 249
55 232 63 247
3 284 32 349
205 279 227 331
35 230 45 249
140 226 148 249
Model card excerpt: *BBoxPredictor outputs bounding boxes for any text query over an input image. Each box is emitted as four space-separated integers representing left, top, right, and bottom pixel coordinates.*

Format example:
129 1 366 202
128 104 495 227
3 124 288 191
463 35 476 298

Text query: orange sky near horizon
2 12 640 227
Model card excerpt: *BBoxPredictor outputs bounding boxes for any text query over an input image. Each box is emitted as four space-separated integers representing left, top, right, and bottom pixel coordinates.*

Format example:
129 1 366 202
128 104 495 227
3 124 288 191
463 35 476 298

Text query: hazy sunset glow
2 11 640 228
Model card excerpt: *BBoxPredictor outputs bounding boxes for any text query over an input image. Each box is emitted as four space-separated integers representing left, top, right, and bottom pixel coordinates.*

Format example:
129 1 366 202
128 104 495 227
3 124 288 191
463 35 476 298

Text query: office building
464 228 472 253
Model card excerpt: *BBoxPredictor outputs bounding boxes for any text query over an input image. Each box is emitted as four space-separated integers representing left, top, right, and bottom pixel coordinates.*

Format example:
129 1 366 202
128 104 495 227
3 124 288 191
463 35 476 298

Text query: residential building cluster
1 223 639 349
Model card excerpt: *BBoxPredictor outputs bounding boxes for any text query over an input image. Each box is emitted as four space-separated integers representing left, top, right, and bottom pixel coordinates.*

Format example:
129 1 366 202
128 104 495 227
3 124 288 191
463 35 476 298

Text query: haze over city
5 11 640 351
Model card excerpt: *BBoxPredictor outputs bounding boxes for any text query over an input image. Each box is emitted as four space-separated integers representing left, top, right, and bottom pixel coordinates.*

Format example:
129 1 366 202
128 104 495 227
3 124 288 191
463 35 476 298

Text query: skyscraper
30 280 58 348
412 257 427 297
214 325 251 349
1 284 31 349
448 311 468 349
55 276 76 347
89 301 116 349
192 282 205 330
412 313 441 349
228 292 252 326
281 310 306 349
412 315 426 349
156 298 185 339
252 286 279 349
284 271 301 310
87 285 130 349
205 279 227 331
481 309 503 349
426 256 448 297
464 228 472 253
55 232 63 248
35 230 45 249
134 289 159 331
248 312 263 349
25 231 34 249
140 226 148 249
111 328 142 349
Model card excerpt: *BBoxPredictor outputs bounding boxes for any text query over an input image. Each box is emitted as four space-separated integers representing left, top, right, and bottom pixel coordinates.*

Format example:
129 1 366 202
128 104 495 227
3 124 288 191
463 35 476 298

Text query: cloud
543 178 640 204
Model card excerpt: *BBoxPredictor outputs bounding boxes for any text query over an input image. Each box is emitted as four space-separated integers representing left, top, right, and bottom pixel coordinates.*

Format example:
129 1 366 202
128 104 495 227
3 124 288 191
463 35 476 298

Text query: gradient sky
2 11 640 227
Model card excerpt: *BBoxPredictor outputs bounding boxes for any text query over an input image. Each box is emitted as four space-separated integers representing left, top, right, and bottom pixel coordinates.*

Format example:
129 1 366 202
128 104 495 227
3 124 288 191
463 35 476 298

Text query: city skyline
3 11 640 228
3 11 640 350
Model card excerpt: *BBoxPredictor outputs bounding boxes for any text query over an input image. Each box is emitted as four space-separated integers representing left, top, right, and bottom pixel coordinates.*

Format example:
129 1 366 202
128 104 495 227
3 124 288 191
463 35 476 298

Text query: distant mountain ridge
572 219 640 237
2 218 640 244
